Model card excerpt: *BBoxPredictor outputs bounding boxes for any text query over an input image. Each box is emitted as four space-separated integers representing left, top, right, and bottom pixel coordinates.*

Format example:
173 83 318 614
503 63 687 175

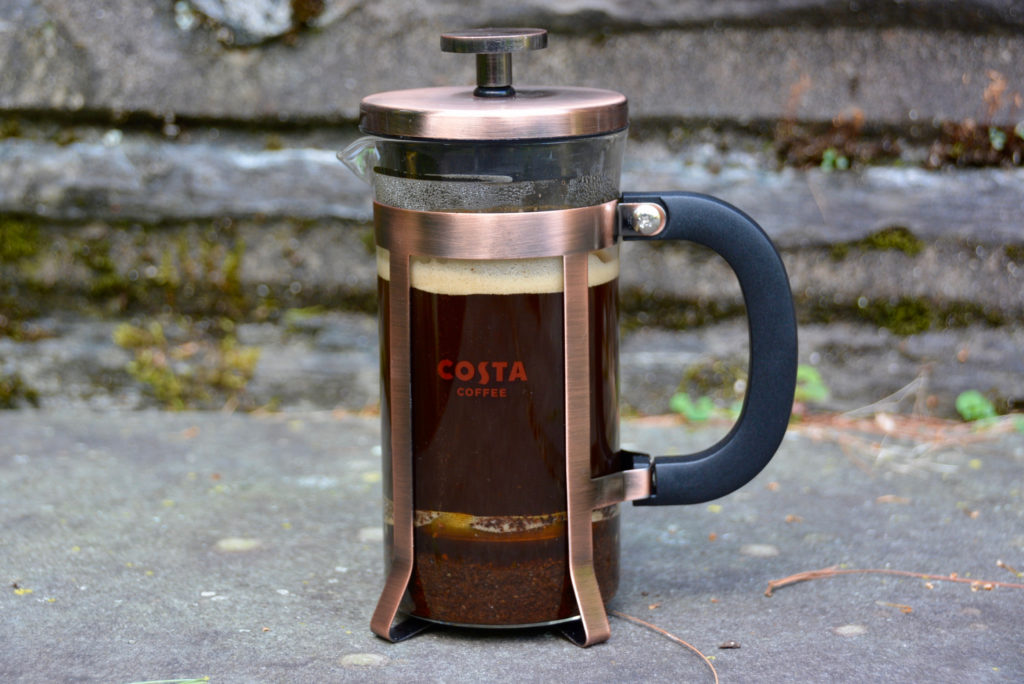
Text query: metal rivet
632 204 663 235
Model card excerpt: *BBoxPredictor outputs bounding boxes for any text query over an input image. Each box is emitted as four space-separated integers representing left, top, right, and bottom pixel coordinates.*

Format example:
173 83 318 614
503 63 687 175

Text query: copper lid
358 28 628 141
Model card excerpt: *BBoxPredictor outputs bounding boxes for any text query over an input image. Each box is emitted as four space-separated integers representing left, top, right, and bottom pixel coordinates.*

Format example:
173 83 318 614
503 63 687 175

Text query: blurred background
1 0 1022 420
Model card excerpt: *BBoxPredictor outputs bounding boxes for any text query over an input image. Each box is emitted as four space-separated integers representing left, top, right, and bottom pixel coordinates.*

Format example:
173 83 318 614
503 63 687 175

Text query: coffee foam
377 245 619 295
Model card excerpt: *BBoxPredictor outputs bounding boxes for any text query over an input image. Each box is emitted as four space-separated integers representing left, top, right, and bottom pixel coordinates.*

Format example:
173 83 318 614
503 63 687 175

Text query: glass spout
339 136 380 185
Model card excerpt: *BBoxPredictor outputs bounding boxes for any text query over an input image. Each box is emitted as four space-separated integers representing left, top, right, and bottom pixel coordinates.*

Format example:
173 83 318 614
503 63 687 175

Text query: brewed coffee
379 247 626 625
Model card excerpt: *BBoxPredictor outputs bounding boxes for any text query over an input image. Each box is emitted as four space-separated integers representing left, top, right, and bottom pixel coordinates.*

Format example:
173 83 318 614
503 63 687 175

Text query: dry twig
610 610 718 684
765 565 1024 597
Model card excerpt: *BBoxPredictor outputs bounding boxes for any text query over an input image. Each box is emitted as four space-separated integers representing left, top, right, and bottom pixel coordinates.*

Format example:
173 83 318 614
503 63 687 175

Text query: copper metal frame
370 200 652 647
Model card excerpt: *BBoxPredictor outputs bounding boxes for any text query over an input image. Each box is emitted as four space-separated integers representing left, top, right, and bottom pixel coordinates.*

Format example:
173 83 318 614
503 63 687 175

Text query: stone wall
2 1 1023 415
3 1 1024 125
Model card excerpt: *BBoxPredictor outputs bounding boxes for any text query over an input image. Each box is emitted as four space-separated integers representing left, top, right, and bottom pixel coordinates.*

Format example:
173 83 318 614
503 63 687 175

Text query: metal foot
376 615 432 643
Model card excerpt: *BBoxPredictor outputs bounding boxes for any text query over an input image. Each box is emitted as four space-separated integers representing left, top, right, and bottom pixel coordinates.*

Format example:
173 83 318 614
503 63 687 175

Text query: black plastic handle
622 192 798 505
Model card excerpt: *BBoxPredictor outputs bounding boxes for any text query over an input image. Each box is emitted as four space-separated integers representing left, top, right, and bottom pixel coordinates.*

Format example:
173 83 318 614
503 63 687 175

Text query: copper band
374 201 618 259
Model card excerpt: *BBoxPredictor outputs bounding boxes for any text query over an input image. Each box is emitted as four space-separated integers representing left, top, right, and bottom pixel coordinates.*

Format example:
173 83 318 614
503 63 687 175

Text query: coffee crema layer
376 245 619 295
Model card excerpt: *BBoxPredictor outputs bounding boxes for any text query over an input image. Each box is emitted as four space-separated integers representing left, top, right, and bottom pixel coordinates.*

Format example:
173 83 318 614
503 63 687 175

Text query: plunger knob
440 28 548 97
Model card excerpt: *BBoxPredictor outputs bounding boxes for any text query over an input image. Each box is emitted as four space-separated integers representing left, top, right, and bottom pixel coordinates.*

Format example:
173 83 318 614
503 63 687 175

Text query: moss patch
860 226 924 255
358 227 376 255
0 372 40 409
619 290 745 333
681 359 747 402
859 297 934 335
831 225 924 260
806 295 1005 336
113 317 261 410
0 219 42 263
0 118 22 139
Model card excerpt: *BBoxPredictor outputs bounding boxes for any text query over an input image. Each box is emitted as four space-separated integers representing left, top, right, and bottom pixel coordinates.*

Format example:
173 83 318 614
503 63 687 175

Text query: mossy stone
0 219 42 263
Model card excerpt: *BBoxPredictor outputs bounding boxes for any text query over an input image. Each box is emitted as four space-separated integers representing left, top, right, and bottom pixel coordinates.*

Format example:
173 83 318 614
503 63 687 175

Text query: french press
341 28 798 647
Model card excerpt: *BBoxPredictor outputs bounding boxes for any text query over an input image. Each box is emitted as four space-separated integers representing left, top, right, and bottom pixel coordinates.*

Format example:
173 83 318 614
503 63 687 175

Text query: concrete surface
2 410 1022 682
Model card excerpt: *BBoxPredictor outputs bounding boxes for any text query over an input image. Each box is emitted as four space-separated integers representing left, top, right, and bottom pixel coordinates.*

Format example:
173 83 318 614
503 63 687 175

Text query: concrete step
3 313 1021 419
2 132 1022 327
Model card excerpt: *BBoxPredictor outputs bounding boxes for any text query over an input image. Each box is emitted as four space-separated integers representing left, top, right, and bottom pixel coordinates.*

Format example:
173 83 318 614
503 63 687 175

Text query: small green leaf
794 365 830 404
670 393 715 422
821 148 837 171
989 126 1008 152
955 390 997 422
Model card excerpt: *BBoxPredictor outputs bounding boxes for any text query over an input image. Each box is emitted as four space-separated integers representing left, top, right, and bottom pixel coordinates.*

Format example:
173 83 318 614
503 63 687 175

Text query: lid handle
440 28 547 98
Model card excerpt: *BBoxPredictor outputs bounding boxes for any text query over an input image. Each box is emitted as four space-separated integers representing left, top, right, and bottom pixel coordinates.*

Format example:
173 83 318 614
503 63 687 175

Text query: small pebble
834 624 867 637
739 543 780 557
215 537 262 552
296 475 340 489
340 653 386 667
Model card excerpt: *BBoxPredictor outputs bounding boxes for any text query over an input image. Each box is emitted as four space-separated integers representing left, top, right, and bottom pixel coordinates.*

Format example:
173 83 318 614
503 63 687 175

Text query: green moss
0 219 41 263
860 226 924 255
805 295 1005 335
221 240 243 295
862 297 933 335
619 290 745 333
682 360 747 400
158 247 181 289
0 317 53 342
216 239 247 317
359 227 377 255
52 129 80 146
1005 244 1024 263
114 317 261 410
127 348 190 410
829 243 850 261
0 118 22 139
73 240 140 304
337 289 379 316
113 320 166 349
0 372 40 409
830 226 924 261
264 134 285 151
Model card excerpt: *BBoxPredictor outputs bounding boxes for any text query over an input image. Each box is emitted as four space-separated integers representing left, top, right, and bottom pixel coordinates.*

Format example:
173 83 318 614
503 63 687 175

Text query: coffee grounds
407 516 619 626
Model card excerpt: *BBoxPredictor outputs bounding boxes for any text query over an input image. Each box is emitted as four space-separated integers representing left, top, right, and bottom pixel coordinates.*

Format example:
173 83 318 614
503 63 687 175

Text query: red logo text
437 360 527 398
